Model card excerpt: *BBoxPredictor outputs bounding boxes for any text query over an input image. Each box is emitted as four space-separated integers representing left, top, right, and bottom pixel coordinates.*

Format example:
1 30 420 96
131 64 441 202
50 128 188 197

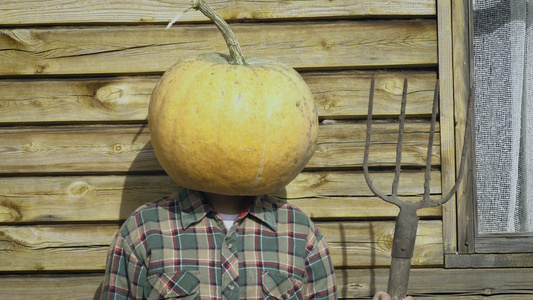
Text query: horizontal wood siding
0 173 441 224
0 21 437 76
0 221 443 272
0 123 440 174
1 268 532 299
1 0 531 298
0 73 437 124
1 0 436 25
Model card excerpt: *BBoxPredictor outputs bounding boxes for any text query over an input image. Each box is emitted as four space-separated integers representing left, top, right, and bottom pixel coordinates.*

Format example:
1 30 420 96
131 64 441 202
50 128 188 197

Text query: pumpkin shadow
94 134 178 300
119 139 179 222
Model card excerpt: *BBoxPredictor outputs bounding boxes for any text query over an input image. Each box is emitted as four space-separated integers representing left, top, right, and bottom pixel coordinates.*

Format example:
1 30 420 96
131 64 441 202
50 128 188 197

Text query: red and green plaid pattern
101 188 337 300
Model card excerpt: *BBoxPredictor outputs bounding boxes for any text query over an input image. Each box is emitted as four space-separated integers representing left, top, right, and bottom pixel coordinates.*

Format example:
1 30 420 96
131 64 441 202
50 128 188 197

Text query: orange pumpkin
148 1 318 195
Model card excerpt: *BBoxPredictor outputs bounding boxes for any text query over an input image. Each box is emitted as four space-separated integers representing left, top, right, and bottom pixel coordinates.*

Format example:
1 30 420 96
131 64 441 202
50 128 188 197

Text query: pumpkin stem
192 0 246 65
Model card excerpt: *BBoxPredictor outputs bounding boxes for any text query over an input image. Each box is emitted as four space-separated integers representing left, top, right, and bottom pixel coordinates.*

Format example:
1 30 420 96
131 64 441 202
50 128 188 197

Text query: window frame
440 0 533 268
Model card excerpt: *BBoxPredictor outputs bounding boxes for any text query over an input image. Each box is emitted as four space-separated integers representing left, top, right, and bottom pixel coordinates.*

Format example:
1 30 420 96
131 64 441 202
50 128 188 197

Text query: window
441 0 533 267
473 0 533 236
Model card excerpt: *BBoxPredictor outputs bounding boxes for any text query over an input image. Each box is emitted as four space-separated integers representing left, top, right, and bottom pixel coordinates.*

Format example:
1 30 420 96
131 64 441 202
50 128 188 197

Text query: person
100 189 413 300
101 188 337 299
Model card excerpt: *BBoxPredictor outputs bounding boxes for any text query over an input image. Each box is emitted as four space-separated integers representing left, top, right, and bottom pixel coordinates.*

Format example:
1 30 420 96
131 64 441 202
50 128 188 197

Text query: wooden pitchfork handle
363 74 472 300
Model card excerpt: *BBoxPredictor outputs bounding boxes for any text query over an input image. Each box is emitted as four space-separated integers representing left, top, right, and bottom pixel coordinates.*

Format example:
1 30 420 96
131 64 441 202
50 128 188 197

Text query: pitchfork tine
391 77 408 198
432 85 474 207
363 74 393 203
422 81 440 204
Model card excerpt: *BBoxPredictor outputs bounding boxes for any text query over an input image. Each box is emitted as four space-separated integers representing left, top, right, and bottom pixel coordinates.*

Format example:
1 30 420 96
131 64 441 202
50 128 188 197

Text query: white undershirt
219 213 239 229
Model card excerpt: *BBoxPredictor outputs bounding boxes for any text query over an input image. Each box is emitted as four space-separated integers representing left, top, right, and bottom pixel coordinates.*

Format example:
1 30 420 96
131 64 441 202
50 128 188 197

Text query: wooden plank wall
1 0 531 299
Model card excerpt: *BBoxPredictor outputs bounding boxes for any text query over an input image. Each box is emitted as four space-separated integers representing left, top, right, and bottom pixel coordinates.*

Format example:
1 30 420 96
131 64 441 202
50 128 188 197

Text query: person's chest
143 215 308 299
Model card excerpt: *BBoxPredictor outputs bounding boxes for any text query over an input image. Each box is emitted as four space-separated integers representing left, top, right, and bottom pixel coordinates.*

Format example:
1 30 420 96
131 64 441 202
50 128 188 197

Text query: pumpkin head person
147 2 318 196
101 1 336 299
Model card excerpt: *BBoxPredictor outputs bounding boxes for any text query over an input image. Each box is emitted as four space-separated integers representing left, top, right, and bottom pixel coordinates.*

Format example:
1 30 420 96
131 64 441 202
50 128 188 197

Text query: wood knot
314 144 329 155
0 200 24 222
384 79 406 95
30 99 45 108
308 173 329 190
95 85 123 109
111 143 125 154
347 283 365 290
320 39 333 51
67 181 91 197
22 142 42 153
416 254 428 263
34 64 46 74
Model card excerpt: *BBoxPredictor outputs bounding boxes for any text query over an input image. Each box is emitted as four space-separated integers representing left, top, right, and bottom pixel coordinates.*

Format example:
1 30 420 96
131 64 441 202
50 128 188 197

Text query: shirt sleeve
100 232 148 300
303 228 338 299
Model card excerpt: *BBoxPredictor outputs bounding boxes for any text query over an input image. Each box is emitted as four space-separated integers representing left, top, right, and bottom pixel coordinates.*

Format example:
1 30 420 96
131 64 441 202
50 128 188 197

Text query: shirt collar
248 194 277 231
178 188 212 229
178 188 277 231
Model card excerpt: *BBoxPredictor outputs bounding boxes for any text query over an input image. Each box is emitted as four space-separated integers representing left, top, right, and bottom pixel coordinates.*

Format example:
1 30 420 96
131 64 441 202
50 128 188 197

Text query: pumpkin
148 0 318 196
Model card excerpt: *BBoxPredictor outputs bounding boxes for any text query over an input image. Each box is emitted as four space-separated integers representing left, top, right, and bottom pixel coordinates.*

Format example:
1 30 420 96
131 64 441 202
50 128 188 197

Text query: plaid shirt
101 188 337 300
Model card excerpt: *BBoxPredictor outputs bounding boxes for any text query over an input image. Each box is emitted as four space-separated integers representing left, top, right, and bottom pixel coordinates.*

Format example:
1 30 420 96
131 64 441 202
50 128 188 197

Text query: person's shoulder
265 196 317 229
133 191 180 216
119 191 181 234
271 199 308 216
264 196 327 249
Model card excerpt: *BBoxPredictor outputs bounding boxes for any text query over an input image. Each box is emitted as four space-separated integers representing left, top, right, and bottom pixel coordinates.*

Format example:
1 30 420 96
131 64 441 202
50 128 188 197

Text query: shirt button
228 283 235 291
227 242 233 250
284 292 291 298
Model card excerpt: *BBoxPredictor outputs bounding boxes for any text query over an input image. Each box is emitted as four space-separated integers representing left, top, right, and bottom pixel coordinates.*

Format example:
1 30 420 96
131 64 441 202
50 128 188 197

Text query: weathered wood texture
0 172 442 224
1 268 532 299
450 0 476 256
446 253 533 268
0 21 437 76
0 0 436 25
0 221 443 272
0 72 437 124
438 0 460 258
0 122 440 174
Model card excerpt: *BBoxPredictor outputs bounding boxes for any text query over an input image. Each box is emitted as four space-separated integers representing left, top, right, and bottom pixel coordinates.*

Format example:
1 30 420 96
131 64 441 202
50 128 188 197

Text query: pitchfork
363 74 472 300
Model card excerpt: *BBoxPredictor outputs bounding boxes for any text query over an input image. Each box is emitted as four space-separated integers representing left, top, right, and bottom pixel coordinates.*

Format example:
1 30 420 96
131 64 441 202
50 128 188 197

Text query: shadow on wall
94 135 178 300
118 122 180 222
118 140 179 221
334 218 379 298
93 283 103 300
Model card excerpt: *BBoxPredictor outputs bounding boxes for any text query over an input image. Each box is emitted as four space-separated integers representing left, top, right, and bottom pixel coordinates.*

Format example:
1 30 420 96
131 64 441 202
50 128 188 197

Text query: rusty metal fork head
363 74 471 210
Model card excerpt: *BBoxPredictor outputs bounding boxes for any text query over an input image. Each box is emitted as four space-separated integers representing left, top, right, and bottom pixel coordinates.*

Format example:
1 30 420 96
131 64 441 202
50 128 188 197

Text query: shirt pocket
262 271 304 300
146 270 200 300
